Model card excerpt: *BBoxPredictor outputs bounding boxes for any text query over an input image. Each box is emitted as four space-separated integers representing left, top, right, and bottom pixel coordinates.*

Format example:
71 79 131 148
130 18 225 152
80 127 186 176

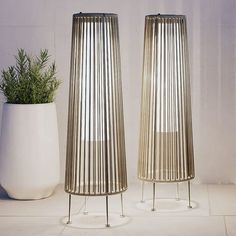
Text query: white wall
0 0 235 184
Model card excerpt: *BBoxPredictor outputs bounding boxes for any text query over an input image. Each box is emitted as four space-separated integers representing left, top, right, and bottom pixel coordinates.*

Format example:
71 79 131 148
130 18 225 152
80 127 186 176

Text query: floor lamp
65 13 128 227
138 14 195 211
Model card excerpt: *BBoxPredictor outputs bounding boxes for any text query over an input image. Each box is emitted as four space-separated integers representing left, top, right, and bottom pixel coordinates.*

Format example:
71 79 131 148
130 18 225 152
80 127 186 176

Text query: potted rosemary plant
0 49 60 199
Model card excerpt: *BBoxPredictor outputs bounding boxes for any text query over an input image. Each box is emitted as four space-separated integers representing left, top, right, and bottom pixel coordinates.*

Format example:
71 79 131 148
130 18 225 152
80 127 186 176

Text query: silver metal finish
120 193 124 217
151 182 156 211
65 13 127 197
141 181 145 203
83 197 88 215
138 15 195 183
105 196 110 227
67 194 72 224
187 180 192 208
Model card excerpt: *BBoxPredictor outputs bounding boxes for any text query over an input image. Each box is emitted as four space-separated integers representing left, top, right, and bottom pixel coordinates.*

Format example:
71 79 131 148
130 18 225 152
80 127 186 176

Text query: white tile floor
0 182 236 236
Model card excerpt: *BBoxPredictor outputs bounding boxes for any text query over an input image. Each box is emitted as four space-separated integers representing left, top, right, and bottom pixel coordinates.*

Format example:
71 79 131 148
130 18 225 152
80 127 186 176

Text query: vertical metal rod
105 195 110 227
176 183 180 201
187 181 192 208
67 194 72 224
120 193 124 217
141 181 145 203
83 196 88 215
151 182 156 211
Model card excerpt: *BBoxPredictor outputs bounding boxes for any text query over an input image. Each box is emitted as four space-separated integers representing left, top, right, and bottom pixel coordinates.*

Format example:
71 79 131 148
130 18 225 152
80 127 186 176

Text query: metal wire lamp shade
65 13 127 198
138 15 195 183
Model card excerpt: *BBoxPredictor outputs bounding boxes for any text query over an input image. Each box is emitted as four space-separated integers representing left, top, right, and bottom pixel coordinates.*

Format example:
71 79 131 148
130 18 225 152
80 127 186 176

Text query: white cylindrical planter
0 102 60 200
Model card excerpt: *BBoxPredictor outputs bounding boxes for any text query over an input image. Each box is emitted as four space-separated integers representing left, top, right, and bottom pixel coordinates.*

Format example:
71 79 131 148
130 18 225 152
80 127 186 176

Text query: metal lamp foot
105 195 110 227
187 180 192 208
176 183 180 201
120 193 125 217
67 194 72 224
83 196 88 215
151 182 156 211
141 181 145 203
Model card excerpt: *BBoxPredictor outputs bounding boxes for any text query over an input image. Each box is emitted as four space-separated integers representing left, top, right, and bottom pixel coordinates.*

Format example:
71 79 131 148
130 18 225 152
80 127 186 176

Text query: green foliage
0 49 60 104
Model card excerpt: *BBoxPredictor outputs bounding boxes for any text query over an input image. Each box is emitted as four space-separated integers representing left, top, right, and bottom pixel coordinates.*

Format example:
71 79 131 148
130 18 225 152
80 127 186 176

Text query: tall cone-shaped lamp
138 14 195 210
65 13 127 227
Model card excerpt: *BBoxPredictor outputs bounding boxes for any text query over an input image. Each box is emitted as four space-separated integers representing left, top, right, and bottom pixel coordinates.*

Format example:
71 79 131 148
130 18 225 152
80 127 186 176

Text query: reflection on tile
208 185 236 215
0 217 65 236
0 183 235 236
62 216 226 236
0 185 84 217
225 216 236 236
80 182 209 217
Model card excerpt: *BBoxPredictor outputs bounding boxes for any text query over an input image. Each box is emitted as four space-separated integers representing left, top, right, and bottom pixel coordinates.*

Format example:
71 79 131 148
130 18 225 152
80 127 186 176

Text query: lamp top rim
146 14 186 19
73 13 117 18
